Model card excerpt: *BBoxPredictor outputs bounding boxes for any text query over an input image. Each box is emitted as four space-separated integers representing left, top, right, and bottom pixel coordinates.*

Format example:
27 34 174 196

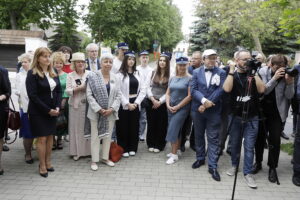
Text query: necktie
91 61 96 71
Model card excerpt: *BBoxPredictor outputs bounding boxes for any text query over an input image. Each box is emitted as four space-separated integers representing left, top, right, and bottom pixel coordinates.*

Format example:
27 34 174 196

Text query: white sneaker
101 159 115 167
122 152 129 158
129 151 136 156
226 167 237 176
167 150 181 157
148 148 154 152
153 148 160 153
244 174 257 188
91 163 98 171
166 154 178 165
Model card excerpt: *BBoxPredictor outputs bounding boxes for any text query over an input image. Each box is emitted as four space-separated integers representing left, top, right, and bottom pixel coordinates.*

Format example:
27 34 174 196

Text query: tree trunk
9 11 18 29
251 31 265 57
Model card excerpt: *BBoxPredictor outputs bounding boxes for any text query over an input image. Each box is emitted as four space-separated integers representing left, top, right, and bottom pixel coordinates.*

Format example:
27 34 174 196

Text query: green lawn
281 143 294 155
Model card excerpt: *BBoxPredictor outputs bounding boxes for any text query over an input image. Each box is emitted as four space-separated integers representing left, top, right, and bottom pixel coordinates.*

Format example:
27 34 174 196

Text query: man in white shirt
85 43 100 72
136 50 153 141
112 42 129 74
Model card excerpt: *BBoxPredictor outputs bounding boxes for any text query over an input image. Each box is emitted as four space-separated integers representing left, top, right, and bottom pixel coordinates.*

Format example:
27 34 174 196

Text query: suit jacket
26 70 62 116
259 66 294 122
191 66 226 113
0 66 11 111
86 71 121 121
86 58 100 71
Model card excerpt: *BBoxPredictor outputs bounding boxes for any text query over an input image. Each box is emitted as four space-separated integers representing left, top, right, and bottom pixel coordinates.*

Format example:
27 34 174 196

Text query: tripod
229 74 256 200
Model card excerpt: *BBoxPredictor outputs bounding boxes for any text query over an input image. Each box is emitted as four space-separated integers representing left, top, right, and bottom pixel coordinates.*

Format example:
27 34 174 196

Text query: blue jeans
191 111 220 169
139 107 147 139
229 115 258 175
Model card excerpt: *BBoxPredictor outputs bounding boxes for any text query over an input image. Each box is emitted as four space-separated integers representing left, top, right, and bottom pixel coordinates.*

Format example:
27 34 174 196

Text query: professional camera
245 58 262 76
285 68 298 77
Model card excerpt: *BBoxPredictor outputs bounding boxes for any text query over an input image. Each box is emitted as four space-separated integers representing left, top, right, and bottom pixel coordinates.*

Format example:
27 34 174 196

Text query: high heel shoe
39 165 48 178
47 167 55 172
25 155 34 164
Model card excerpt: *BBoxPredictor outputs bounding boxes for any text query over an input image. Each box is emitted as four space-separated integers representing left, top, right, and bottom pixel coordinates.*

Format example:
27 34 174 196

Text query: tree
48 0 81 52
85 0 183 51
199 0 280 56
0 0 63 30
263 0 300 43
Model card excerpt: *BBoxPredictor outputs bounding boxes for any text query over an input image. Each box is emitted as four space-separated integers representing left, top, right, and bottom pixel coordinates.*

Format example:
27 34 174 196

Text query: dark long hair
119 56 137 78
153 56 170 84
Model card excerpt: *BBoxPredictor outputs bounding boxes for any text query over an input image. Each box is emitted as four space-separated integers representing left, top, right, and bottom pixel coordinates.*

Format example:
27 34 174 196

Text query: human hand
128 103 137 111
102 108 113 117
0 95 6 101
273 67 285 80
285 74 294 85
204 100 215 108
49 109 59 116
198 105 206 113
152 99 161 109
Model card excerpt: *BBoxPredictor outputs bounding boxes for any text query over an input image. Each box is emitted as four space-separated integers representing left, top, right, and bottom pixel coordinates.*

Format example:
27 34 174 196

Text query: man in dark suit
190 49 226 182
85 43 100 72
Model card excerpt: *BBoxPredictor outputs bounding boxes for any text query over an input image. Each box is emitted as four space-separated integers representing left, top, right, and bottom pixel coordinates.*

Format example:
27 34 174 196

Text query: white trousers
90 119 115 162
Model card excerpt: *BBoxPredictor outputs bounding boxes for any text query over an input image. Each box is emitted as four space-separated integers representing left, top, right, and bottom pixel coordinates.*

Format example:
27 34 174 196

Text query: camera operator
257 54 294 184
223 50 265 189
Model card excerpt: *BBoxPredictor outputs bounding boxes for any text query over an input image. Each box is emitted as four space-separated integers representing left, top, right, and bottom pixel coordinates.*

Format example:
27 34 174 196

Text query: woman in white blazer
116 51 146 157
86 53 122 171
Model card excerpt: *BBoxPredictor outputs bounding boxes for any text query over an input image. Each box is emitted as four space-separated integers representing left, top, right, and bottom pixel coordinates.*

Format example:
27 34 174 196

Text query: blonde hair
51 51 66 66
31 47 57 78
18 53 33 63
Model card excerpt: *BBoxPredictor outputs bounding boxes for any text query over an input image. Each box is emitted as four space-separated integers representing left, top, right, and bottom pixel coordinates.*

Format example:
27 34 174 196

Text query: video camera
285 68 298 77
245 58 261 76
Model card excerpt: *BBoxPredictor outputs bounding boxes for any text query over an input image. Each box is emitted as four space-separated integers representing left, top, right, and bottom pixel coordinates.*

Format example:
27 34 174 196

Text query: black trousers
255 110 283 168
255 121 267 164
116 104 140 153
146 102 168 150
294 114 300 177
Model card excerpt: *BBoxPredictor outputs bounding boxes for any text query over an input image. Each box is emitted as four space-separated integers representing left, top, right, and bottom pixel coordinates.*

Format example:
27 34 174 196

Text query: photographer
257 54 294 184
223 50 265 188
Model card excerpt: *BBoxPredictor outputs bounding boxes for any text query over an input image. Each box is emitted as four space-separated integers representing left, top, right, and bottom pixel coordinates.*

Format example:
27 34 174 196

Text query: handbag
109 141 124 162
7 97 21 130
5 97 21 144
56 110 67 130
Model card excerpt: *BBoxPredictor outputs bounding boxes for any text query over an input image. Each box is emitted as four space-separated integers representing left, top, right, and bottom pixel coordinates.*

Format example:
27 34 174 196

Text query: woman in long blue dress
165 56 192 164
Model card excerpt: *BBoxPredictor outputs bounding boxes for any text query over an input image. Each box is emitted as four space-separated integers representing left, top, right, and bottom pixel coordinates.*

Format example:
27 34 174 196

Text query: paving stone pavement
0 73 299 200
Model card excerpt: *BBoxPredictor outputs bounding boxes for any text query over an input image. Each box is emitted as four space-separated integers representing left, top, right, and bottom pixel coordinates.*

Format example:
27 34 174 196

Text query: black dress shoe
0 170 3 175
180 146 186 152
268 168 277 183
252 162 262 174
208 168 221 181
192 160 205 169
281 132 289 140
47 167 55 172
226 149 231 156
2 145 9 152
39 172 48 178
292 176 300 186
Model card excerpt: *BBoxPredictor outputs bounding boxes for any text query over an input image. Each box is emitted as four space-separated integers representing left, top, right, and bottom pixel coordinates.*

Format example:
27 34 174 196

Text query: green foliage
85 0 183 51
48 0 81 52
263 0 300 43
281 142 294 155
0 0 63 30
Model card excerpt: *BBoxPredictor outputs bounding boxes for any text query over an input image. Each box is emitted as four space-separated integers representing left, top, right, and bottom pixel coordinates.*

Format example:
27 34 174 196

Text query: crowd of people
0 42 299 190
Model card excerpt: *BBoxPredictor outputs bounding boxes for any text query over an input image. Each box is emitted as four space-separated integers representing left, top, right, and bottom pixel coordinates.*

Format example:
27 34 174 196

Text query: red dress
62 64 73 73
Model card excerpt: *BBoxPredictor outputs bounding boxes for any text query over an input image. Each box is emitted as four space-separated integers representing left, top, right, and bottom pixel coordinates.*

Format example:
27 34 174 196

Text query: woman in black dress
26 47 61 177
0 65 11 175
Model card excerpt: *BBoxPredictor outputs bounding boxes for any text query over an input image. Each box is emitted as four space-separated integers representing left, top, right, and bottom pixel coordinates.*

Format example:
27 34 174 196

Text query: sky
76 0 197 35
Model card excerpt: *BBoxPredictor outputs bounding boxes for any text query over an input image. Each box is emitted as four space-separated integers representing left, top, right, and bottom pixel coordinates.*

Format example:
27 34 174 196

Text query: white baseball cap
202 49 217 58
